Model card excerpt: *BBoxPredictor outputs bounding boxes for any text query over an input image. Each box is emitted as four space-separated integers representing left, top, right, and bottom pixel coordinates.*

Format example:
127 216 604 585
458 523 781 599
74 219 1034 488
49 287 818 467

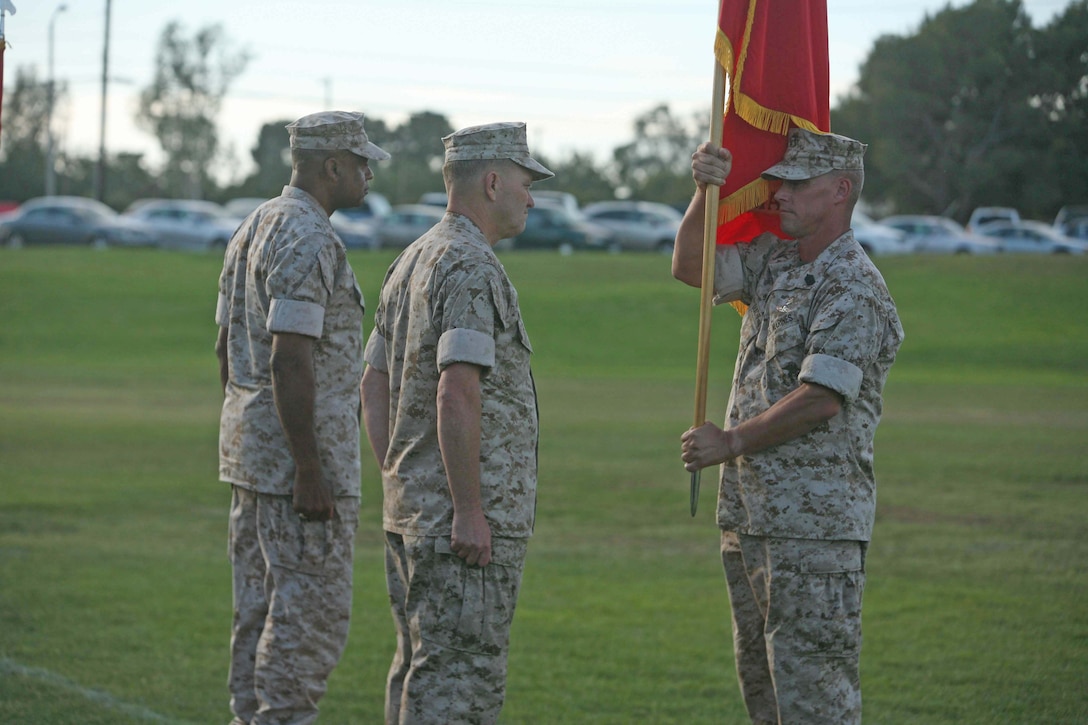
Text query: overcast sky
2 0 1075 181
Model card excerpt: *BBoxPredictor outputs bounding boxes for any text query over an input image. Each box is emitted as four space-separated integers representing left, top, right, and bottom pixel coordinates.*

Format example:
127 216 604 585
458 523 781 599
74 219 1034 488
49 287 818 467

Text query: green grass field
1 248 1085 724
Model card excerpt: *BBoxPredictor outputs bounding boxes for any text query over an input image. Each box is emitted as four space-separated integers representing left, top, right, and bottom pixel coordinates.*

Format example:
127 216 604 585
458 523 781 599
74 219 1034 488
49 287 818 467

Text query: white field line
0 657 199 724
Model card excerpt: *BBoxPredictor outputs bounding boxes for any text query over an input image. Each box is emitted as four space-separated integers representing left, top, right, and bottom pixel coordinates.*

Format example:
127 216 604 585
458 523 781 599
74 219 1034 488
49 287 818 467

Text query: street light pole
45 3 67 196
93 0 111 202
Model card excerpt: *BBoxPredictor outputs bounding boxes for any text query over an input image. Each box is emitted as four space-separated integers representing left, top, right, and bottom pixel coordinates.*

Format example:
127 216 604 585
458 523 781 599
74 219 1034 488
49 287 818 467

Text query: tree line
2 0 1085 223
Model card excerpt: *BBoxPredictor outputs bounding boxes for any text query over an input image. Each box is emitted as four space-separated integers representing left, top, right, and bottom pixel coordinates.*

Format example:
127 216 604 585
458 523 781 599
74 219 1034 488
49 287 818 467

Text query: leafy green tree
375 111 451 204
833 0 1087 222
217 118 292 202
56 153 160 210
835 0 1036 219
0 67 51 201
537 150 616 206
1030 0 1088 210
137 21 249 200
612 103 704 207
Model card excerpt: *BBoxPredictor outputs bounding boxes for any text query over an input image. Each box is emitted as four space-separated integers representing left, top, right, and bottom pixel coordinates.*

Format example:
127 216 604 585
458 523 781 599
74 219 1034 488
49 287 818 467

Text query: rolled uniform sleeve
434 274 503 371
438 329 496 370
799 293 884 403
265 235 338 338
216 292 230 327
363 328 388 373
712 233 780 307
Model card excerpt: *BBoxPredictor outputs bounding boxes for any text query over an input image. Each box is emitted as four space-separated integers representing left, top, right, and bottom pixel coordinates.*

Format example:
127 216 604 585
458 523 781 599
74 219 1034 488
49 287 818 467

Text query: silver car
125 199 243 251
852 211 915 255
581 200 682 253
880 215 1000 254
0 196 157 249
371 204 445 249
976 220 1088 254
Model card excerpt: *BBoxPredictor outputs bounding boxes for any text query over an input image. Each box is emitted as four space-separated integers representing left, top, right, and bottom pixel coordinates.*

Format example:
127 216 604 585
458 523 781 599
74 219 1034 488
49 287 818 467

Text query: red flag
1 37 6 145
714 0 830 245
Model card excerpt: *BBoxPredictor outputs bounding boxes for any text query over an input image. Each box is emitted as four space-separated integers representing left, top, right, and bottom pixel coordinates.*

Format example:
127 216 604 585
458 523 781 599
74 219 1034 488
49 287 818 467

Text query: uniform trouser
383 531 529 725
721 531 866 725
228 487 359 725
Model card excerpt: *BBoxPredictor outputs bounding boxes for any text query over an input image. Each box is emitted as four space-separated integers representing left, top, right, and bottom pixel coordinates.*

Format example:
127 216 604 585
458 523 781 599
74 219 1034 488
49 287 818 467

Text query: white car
580 200 682 253
532 190 580 214
1053 205 1088 239
125 199 243 251
967 206 1020 232
976 220 1088 254
852 211 914 255
881 215 1000 254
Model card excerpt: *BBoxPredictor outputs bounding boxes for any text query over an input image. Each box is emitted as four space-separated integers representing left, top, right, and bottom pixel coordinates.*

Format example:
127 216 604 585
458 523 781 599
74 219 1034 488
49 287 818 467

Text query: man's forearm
684 383 844 471
731 382 844 457
216 326 229 395
270 333 321 477
360 365 391 470
436 363 483 514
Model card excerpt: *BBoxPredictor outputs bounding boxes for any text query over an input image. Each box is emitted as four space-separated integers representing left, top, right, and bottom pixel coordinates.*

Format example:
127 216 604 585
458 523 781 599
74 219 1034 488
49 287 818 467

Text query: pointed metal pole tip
689 469 701 517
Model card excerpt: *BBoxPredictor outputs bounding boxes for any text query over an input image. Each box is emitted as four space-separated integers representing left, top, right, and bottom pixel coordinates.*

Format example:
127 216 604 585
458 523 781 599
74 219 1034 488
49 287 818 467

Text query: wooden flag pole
690 56 727 517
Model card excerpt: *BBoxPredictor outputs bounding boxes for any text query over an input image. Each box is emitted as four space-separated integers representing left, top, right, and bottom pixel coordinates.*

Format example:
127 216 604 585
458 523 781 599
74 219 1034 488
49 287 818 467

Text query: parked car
329 212 378 250
370 204 445 248
1064 220 1088 241
880 215 1000 254
335 191 392 223
967 206 1020 232
1053 205 1088 238
223 197 269 219
852 210 914 255
532 190 580 214
975 220 1088 254
0 196 156 249
124 199 243 251
580 200 682 253
417 192 448 207
507 205 612 253
221 195 390 250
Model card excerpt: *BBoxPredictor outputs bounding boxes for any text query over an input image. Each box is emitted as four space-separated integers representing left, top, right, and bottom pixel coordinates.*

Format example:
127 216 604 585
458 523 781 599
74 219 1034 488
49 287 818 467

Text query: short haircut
442 158 510 189
291 147 332 171
837 169 865 206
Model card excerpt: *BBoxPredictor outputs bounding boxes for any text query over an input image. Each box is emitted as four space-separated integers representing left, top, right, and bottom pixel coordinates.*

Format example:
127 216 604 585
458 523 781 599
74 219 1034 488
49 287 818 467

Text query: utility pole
93 0 111 202
45 2 67 196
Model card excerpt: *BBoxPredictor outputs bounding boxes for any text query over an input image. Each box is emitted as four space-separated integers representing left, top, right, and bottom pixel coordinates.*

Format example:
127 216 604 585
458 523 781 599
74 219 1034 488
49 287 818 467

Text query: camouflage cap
761 128 866 181
286 111 391 161
442 122 554 181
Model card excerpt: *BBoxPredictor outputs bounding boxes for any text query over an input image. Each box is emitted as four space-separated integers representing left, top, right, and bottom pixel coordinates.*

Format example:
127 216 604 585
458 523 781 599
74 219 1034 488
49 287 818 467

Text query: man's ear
834 175 851 203
323 155 340 182
483 170 501 201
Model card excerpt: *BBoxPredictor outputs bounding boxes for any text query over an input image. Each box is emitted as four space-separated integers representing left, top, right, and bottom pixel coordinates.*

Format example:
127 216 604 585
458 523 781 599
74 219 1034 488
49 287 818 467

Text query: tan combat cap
761 128 866 181
286 111 391 161
442 122 554 181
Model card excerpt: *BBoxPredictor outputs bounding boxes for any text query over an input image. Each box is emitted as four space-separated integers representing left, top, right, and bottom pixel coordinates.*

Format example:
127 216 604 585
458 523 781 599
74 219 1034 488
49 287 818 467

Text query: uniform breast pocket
765 304 807 362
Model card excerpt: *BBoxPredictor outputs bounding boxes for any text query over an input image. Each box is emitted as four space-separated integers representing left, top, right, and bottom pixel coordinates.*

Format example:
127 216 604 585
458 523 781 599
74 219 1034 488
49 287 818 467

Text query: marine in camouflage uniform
361 122 551 725
676 129 903 724
216 111 389 725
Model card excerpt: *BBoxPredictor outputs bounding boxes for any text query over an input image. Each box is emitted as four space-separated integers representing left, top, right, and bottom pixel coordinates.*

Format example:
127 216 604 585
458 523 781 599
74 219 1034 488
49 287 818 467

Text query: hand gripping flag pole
690 52 727 518
688 0 830 516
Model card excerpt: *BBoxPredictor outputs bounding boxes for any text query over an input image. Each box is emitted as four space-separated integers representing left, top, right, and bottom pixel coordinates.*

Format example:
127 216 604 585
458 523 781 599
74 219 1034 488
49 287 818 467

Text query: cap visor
766 166 839 180
359 142 391 162
518 157 554 181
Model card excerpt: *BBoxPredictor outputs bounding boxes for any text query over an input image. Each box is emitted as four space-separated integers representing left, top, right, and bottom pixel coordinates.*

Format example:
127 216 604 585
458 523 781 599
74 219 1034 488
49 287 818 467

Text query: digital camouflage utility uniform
364 212 538 725
711 228 903 724
217 185 364 725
